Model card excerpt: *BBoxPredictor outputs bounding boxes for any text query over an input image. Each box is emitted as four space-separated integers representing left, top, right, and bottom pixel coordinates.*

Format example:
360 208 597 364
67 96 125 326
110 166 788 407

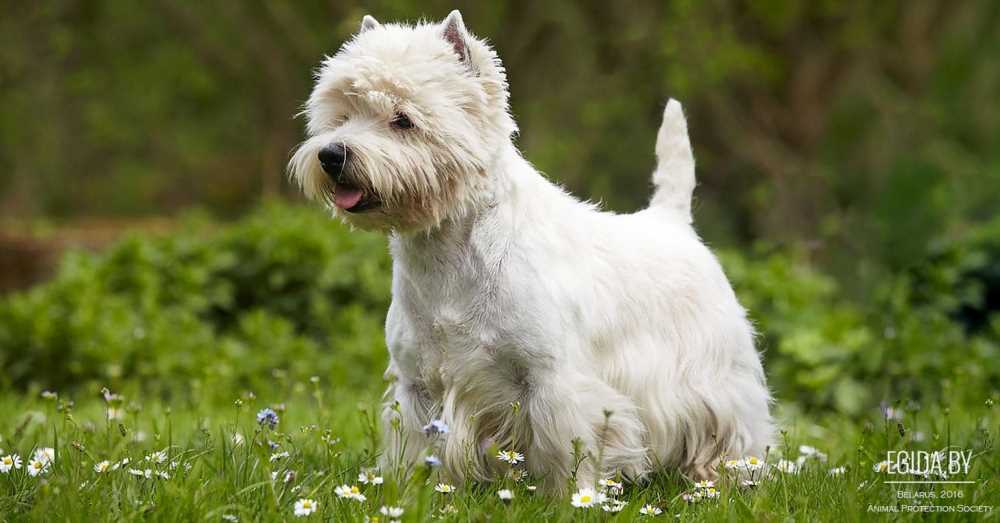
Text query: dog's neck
390 142 529 273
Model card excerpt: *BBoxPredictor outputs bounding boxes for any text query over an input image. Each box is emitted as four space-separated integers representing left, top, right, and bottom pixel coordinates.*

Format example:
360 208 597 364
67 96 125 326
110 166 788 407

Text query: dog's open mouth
333 182 381 212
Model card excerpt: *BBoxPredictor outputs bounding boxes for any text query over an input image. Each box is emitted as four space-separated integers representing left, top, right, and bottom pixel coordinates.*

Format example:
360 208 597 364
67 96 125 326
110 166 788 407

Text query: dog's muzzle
317 143 380 213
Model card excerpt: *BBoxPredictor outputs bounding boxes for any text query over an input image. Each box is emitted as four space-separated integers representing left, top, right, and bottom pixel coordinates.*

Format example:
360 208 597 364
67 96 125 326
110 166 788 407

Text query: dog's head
289 11 516 231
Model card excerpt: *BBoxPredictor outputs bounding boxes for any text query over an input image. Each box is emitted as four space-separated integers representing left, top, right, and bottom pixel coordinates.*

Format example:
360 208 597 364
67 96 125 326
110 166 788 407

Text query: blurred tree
1 0 998 293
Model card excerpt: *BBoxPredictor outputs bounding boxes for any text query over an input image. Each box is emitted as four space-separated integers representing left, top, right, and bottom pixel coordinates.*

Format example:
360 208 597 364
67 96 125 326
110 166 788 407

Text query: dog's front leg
380 379 434 475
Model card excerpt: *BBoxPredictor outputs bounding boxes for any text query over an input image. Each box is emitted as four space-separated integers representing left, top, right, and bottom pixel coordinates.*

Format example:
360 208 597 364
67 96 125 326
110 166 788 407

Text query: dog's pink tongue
333 186 364 210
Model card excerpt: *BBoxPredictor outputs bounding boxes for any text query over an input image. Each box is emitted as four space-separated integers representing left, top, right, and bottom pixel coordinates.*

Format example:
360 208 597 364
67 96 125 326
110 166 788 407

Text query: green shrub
1 203 996 413
0 203 391 397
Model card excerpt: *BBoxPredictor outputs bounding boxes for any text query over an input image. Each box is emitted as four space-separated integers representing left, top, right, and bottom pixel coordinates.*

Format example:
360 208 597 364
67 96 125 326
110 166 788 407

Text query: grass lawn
0 383 996 522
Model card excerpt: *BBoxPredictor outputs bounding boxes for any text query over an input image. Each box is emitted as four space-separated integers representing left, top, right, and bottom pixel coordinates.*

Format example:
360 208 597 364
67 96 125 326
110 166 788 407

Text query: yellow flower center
33 462 42 469
2 458 10 465
302 501 312 509
580 495 591 503
350 486 360 494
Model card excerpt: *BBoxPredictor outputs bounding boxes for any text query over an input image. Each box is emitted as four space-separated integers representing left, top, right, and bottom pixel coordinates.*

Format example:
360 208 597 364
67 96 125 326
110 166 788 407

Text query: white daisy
358 469 383 485
570 487 605 508
380 506 404 518
741 479 759 488
724 458 742 470
34 447 55 465
497 489 514 502
775 459 799 474
334 484 366 502
434 483 456 494
497 450 525 465
269 451 290 462
682 491 704 503
111 458 130 470
27 458 50 477
598 478 623 495
873 460 890 473
694 480 714 489
639 504 663 515
828 466 847 476
293 498 318 517
602 499 627 512
703 487 720 499
146 450 168 464
743 456 765 470
1 454 22 473
94 460 111 473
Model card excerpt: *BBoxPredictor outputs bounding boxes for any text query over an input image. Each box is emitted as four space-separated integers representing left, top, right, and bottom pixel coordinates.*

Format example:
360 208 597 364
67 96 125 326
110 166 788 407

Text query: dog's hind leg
525 371 648 492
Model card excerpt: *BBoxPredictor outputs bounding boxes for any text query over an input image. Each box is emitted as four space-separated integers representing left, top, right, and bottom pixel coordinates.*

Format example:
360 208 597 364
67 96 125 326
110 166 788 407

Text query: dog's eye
390 113 414 130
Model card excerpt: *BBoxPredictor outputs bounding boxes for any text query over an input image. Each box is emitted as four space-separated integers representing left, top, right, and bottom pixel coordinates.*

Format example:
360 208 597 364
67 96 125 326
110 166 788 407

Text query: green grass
0 385 997 522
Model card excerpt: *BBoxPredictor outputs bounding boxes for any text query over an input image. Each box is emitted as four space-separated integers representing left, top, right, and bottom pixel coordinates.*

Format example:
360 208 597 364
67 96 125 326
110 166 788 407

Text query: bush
1 203 996 414
0 203 391 397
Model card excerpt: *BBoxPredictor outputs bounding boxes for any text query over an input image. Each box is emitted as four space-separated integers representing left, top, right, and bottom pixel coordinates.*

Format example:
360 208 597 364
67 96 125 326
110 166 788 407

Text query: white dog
290 11 773 490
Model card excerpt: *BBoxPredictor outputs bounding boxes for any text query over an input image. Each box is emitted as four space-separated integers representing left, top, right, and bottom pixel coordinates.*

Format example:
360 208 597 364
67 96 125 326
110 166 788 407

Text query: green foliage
0 204 391 397
2 203 998 416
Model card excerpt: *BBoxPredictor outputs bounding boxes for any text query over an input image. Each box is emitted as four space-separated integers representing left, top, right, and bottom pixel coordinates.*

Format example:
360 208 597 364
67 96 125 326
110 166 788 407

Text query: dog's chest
386 234 537 393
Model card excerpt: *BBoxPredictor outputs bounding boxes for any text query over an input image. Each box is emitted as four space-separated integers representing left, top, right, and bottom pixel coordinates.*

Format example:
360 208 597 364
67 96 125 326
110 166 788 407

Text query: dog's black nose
318 143 348 179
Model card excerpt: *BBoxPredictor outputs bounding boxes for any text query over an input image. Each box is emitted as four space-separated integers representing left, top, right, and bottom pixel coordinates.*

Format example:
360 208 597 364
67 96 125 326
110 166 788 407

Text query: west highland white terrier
290 10 773 491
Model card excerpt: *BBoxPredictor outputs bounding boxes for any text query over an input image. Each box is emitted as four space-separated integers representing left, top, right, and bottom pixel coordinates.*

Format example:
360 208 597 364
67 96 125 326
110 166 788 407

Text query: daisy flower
798 445 827 462
270 451 290 462
598 478 623 495
146 450 168 464
94 460 111 473
703 487 720 499
602 500 627 512
293 498 318 517
497 489 514 502
34 447 55 465
694 480 714 489
358 469 384 485
497 450 525 465
422 419 449 436
334 484 366 502
434 483 456 494
741 479 759 488
27 458 49 477
724 458 742 470
380 506 404 518
828 466 847 476
1 454 22 473
570 487 605 508
873 460 890 473
639 504 663 515
743 456 764 470
775 459 798 474
682 491 704 503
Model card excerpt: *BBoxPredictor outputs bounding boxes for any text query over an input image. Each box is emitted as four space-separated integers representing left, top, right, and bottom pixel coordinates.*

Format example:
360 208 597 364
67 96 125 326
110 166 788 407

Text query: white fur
289 11 773 491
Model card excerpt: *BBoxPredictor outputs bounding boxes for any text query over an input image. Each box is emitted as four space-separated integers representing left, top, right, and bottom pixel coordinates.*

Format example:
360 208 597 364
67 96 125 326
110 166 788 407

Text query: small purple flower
424 455 442 468
422 419 449 436
257 408 279 429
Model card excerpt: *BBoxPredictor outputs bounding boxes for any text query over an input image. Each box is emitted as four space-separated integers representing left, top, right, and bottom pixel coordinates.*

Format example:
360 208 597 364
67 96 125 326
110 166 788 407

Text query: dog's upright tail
649 99 695 224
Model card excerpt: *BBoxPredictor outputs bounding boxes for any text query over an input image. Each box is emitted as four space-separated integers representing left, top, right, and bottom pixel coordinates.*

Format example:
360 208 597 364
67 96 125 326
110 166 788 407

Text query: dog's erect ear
440 10 472 64
359 15 381 33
